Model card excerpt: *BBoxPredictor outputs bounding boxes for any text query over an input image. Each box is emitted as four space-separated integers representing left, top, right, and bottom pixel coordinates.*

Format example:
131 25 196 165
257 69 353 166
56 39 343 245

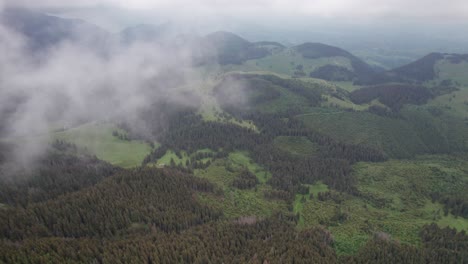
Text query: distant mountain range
2 8 468 85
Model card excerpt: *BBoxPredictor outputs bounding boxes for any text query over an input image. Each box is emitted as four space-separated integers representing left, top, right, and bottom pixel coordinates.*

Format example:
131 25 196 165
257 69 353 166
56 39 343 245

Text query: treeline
309 65 356 81
250 74 326 105
139 73 388 196
343 224 468 263
143 109 386 195
431 192 468 218
123 95 201 141
294 43 378 84
0 141 118 207
392 53 444 82
0 218 338 264
1 216 465 263
214 74 326 113
232 169 259 189
0 168 221 240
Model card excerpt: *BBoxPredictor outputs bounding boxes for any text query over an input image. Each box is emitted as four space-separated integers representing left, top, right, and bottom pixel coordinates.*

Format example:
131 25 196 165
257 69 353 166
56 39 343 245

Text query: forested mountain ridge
0 7 110 52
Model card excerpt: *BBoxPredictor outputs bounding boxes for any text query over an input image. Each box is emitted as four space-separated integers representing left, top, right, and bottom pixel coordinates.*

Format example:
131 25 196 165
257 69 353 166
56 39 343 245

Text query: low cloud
0 15 210 167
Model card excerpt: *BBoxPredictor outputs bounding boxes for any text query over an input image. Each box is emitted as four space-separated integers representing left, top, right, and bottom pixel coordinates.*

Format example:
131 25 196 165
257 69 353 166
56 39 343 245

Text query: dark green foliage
294 43 377 83
264 189 294 201
431 192 468 218
392 53 444 82
255 75 325 104
130 96 201 141
310 65 356 81
0 142 118 207
214 74 325 113
112 130 129 140
232 169 259 189
143 105 386 195
367 105 400 118
343 224 468 263
429 80 460 97
0 168 221 239
317 191 345 204
214 75 282 111
350 84 433 111
0 219 337 264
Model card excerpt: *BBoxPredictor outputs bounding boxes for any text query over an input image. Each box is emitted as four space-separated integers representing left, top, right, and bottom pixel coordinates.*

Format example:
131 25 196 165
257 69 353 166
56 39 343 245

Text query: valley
0 7 467 263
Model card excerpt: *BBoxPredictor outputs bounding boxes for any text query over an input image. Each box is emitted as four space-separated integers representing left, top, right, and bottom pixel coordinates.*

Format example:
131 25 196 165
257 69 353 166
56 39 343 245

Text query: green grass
293 194 306 228
228 151 271 183
298 109 429 158
198 95 258 131
195 158 287 219
310 182 329 196
253 81 313 114
426 59 468 118
198 185 289 219
156 150 190 167
297 106 468 158
354 157 468 210
293 182 329 228
436 60 468 86
193 151 271 187
195 159 237 187
331 81 362 92
437 213 468 231
321 95 369 111
273 136 318 156
160 147 468 256
54 122 154 168
428 88 468 118
241 49 353 77
155 149 218 168
294 155 468 255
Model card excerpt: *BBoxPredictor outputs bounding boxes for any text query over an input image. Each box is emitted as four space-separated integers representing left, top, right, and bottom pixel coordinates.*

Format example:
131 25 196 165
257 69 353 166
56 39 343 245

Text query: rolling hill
1 7 110 52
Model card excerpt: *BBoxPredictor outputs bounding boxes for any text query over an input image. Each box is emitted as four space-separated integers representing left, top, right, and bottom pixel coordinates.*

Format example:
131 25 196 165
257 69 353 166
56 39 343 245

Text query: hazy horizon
2 0 468 60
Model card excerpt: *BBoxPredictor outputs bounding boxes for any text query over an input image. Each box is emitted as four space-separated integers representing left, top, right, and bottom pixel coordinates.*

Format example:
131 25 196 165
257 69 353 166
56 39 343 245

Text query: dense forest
0 148 466 263
1 69 467 262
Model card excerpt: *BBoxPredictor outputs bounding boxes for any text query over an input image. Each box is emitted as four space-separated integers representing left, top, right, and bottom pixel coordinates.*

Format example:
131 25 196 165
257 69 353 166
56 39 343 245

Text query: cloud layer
2 0 468 20
0 15 207 166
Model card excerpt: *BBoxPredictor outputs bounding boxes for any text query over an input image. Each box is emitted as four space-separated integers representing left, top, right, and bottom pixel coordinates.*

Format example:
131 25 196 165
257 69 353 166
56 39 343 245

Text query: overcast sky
2 0 468 21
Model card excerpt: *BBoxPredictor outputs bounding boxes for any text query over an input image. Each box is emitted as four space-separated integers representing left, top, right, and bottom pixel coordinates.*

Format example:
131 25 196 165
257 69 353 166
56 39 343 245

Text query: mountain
391 52 445 82
360 52 468 85
393 53 468 83
0 8 110 52
294 42 377 82
203 37 379 82
199 31 272 65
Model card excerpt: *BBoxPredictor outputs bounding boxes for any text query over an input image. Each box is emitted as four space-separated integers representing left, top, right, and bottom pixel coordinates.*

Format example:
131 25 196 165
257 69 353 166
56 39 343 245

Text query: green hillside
54 122 154 168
